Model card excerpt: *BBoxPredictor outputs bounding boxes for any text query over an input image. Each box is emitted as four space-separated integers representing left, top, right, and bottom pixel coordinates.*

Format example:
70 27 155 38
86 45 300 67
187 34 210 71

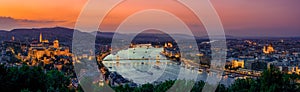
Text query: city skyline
0 0 300 37
2 1 300 92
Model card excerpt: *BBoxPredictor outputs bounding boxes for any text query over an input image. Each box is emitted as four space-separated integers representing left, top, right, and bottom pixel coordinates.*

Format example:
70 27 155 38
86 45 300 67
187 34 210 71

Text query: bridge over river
101 46 239 86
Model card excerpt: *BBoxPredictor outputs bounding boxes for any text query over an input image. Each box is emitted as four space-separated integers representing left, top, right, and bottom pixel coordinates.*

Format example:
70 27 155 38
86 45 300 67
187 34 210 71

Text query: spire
39 33 42 42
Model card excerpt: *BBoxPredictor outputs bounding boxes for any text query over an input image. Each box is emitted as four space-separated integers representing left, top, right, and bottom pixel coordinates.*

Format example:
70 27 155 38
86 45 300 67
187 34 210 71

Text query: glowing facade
263 44 275 54
28 33 70 60
53 40 59 48
39 33 49 43
162 42 180 60
288 66 300 75
232 60 244 68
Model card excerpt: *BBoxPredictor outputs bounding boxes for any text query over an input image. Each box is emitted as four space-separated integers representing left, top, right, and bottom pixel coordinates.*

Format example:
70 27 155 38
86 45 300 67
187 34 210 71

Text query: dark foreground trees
0 64 71 92
1 64 300 92
112 66 300 92
112 80 227 92
228 66 300 92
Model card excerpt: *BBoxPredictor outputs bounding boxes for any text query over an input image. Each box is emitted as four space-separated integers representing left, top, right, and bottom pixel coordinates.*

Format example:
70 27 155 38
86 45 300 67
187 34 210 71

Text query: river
103 47 235 86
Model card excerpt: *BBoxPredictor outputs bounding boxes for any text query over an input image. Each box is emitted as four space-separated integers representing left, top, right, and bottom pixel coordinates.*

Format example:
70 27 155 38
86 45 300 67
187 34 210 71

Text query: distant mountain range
0 27 203 43
0 27 76 45
0 27 299 44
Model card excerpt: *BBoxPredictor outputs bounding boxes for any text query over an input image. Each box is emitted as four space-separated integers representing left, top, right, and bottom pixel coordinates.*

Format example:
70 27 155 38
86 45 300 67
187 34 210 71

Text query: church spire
39 33 42 42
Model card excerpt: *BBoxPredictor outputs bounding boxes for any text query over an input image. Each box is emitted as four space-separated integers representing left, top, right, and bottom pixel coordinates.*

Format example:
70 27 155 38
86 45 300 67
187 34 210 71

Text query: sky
0 0 300 37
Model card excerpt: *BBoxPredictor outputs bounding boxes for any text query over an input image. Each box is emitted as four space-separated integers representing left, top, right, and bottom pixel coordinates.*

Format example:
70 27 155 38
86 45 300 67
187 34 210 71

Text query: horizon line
1 26 300 38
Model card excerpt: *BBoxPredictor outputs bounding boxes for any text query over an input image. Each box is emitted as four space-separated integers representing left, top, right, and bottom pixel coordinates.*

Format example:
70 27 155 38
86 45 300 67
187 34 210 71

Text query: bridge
224 69 261 77
103 58 168 61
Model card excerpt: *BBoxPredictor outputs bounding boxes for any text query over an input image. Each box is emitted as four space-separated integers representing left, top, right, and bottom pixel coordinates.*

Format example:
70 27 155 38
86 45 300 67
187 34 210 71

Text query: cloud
0 16 65 30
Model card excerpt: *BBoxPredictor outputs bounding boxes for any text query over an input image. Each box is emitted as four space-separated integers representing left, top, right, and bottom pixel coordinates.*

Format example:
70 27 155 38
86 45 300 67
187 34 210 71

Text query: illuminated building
28 33 71 61
263 44 275 54
39 33 49 43
53 40 59 48
162 42 180 61
287 66 300 75
231 59 244 68
130 43 151 48
164 42 173 48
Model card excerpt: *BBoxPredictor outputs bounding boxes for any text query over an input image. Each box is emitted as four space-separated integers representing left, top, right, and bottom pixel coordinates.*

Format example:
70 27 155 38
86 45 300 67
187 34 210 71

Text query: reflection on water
103 47 234 86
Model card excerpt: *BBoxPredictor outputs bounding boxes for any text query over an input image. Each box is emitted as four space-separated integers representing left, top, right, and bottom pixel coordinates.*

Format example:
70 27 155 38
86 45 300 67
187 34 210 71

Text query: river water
103 47 234 86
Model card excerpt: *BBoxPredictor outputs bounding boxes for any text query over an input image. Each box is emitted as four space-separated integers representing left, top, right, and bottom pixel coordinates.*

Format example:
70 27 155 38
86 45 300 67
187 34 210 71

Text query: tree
45 70 70 91
228 66 300 92
0 65 71 92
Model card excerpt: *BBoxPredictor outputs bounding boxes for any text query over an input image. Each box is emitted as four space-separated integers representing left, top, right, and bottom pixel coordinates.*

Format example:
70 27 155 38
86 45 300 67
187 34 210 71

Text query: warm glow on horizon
0 0 87 29
0 0 300 37
0 0 86 20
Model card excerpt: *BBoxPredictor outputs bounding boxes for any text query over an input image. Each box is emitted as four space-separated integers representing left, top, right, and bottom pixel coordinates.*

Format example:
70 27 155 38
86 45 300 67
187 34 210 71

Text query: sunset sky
0 0 300 37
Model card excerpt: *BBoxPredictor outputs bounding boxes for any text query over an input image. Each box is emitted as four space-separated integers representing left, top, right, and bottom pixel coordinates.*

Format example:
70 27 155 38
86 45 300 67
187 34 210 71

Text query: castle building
27 33 70 60
39 33 49 43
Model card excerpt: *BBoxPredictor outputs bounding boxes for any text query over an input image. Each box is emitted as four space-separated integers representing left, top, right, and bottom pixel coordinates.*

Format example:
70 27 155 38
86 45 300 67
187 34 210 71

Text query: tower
39 33 42 42
53 40 59 48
